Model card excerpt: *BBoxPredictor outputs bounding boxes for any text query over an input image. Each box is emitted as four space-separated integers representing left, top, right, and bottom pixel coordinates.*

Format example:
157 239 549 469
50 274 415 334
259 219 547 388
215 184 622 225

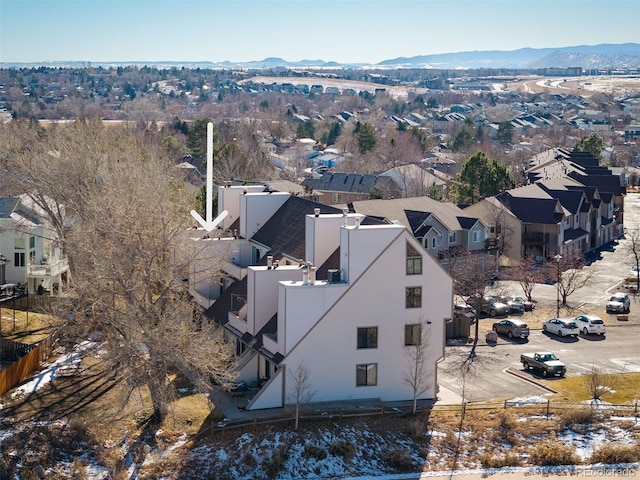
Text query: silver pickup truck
520 352 567 377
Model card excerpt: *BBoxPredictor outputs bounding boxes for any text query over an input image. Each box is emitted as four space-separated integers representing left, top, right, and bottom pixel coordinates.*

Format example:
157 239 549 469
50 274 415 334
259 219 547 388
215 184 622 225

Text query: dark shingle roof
568 171 625 196
457 216 478 230
251 196 343 261
496 192 563 224
203 277 247 324
302 172 384 194
405 210 431 236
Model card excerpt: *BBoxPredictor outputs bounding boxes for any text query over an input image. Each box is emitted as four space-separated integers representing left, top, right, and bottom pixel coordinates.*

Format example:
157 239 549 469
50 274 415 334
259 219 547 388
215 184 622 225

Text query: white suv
573 314 606 336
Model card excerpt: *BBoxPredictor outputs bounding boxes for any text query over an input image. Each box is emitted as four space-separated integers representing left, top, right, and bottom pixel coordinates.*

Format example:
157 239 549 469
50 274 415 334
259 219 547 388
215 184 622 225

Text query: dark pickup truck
520 352 567 377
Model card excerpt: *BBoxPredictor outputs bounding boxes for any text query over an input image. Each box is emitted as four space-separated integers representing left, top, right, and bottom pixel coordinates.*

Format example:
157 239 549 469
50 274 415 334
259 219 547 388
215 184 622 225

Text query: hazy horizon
1 0 639 65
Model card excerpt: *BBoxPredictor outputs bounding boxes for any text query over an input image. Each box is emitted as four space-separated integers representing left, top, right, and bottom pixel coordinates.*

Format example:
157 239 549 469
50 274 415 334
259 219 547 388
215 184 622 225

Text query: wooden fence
0 331 60 397
197 398 640 438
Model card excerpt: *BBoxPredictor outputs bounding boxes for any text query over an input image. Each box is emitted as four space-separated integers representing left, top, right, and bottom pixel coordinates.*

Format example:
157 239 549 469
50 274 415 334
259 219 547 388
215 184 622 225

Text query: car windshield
591 319 604 324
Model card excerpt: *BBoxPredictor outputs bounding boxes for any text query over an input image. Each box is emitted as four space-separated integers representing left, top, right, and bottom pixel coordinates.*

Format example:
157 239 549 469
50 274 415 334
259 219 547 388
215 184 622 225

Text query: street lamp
555 254 562 317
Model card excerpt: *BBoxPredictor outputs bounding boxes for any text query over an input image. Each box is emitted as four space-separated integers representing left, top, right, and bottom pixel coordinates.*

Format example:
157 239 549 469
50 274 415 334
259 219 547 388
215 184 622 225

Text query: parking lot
439 193 640 402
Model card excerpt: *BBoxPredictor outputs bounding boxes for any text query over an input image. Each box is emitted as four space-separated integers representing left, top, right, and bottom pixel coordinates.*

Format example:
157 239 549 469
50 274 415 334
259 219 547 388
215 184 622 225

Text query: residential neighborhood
1 63 640 479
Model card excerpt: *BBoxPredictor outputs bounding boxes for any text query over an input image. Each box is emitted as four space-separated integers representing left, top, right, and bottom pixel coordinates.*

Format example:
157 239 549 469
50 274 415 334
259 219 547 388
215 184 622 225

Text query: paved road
439 193 640 402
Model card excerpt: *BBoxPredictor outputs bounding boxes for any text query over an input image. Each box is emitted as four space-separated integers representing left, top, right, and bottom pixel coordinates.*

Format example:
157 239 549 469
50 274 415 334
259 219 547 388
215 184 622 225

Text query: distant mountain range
2 43 639 70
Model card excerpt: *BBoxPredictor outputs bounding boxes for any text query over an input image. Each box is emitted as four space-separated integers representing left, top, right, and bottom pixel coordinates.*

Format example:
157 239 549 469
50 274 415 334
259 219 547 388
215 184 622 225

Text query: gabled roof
405 210 431 236
568 171 625 197
302 172 390 195
496 192 564 225
538 184 585 214
337 197 481 233
457 216 479 230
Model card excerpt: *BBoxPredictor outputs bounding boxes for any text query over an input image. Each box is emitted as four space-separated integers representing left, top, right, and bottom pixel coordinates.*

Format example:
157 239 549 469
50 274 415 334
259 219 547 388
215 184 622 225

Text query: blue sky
1 0 639 64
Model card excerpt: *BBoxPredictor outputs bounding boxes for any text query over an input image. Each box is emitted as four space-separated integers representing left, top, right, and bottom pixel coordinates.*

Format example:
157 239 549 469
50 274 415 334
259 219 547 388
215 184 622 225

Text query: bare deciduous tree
555 251 596 309
1 118 238 423
514 255 545 302
624 226 640 291
402 321 433 415
448 250 494 357
286 360 316 431
584 366 618 401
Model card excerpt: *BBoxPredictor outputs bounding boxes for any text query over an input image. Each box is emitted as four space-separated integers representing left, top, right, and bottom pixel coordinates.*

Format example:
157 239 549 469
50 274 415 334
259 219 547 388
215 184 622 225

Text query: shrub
303 444 327 460
479 452 522 468
329 440 356 462
590 443 640 464
406 419 427 439
264 448 288 479
557 407 600 429
530 440 579 466
386 449 415 471
498 410 517 430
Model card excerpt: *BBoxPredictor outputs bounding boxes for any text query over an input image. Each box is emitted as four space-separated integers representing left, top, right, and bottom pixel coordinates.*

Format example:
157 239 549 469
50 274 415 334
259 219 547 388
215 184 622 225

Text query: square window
404 324 421 346
14 238 25 250
406 258 422 275
356 363 377 386
406 287 422 308
357 327 378 349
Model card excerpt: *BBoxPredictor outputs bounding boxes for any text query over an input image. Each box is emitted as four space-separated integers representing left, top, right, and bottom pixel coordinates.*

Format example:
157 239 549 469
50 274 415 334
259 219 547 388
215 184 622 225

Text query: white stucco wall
217 184 265 231
249 224 453 409
239 192 290 240
304 213 348 270
247 265 303 336
340 224 403 283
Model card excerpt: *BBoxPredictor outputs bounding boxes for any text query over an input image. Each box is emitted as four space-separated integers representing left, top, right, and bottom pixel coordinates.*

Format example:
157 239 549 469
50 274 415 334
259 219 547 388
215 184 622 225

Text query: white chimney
267 256 273 268
309 266 317 285
302 266 308 285
314 208 320 217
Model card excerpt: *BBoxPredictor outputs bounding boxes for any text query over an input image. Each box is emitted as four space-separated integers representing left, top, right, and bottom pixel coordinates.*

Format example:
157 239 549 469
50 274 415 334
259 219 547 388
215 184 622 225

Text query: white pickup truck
520 352 566 377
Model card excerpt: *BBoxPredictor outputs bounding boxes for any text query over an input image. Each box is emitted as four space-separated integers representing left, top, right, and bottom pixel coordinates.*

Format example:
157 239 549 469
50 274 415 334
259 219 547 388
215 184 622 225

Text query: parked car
513 296 535 311
499 296 525 314
542 317 580 337
573 314 606 335
606 292 630 313
453 303 476 321
476 297 509 317
492 318 530 339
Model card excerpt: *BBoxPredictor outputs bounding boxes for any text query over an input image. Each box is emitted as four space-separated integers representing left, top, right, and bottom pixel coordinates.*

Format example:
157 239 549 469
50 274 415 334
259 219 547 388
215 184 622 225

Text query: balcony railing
522 232 550 245
26 258 69 277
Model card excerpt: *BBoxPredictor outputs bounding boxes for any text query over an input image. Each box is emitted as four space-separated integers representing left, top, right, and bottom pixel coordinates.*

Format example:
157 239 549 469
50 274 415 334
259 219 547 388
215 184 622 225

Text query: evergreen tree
356 122 377 154
575 132 604 160
326 121 342 146
451 126 475 152
187 117 216 157
497 121 514 145
451 151 515 205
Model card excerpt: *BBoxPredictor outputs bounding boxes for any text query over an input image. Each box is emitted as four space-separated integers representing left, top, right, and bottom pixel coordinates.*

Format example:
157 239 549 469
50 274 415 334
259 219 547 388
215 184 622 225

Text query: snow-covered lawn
1 357 639 479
